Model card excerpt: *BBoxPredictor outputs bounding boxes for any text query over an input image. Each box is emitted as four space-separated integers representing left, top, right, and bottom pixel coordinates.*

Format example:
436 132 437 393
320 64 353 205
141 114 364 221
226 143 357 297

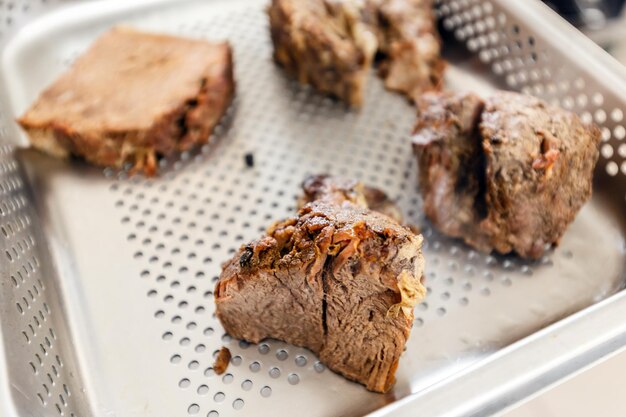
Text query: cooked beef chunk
215 176 425 393
268 0 378 107
18 27 235 175
412 91 601 259
267 0 443 106
300 173 403 222
367 0 445 102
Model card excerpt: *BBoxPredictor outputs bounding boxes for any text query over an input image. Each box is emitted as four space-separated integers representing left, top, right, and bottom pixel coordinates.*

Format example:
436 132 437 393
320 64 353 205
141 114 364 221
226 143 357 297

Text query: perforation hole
260 386 272 398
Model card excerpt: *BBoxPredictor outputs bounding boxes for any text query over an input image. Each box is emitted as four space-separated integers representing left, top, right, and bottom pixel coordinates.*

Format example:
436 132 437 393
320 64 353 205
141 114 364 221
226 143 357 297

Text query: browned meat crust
413 91 601 259
17 27 235 175
367 0 445 101
412 92 486 247
267 0 443 106
268 0 377 107
215 176 425 393
300 173 403 223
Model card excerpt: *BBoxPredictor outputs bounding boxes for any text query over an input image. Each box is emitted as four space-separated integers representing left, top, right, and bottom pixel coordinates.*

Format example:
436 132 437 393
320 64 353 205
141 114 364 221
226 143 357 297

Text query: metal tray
1 0 626 416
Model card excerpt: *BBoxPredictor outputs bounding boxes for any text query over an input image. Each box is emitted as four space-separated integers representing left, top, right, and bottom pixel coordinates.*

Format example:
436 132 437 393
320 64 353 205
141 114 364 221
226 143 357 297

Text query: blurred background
545 0 626 63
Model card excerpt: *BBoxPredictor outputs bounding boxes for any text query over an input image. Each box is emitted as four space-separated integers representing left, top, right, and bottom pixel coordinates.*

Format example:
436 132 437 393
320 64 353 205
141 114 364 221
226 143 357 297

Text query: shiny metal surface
1 0 626 416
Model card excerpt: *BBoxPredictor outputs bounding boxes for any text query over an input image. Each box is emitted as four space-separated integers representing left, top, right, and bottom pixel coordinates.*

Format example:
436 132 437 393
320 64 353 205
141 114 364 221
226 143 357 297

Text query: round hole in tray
260 386 272 398
288 373 300 385
249 361 260 372
313 361 325 373
233 398 245 410
241 379 253 391
269 367 281 378
295 355 307 367
276 349 288 361
607 161 619 176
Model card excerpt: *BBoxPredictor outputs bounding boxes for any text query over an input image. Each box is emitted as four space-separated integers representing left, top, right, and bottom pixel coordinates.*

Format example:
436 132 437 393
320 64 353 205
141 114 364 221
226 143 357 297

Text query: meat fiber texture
412 91 601 259
18 27 235 176
267 0 443 107
215 176 425 392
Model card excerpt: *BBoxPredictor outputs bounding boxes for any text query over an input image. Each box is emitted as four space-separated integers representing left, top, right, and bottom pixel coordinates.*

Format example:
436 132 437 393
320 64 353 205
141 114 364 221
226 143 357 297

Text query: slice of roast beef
215 177 425 392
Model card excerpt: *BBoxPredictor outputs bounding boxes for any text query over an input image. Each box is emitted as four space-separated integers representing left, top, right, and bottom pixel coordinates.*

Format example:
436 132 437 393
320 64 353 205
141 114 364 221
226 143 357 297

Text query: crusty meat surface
268 0 378 107
412 91 601 259
367 0 445 101
267 0 443 106
18 27 235 175
412 92 486 247
300 173 403 223
215 176 425 393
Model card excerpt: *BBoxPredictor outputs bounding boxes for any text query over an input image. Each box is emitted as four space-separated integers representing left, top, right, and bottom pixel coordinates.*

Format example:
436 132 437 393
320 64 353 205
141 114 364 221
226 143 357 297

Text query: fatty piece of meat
268 0 378 107
367 0 445 101
300 173 403 222
215 196 425 392
413 91 601 259
18 27 235 175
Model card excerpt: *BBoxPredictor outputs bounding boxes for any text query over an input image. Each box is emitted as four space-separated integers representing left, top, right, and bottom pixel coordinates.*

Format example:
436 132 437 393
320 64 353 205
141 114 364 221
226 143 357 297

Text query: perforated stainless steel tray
1 0 626 416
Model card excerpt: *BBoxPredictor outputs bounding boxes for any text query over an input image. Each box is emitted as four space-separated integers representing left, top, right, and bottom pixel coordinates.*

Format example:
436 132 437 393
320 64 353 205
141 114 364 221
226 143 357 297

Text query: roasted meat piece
267 0 443 106
18 27 235 175
215 176 425 392
413 91 601 259
268 0 378 107
367 0 445 101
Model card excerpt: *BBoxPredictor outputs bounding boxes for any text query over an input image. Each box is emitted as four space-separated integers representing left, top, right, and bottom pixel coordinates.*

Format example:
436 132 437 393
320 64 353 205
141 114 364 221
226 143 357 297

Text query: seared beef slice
413 91 601 259
18 27 234 175
215 179 425 392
